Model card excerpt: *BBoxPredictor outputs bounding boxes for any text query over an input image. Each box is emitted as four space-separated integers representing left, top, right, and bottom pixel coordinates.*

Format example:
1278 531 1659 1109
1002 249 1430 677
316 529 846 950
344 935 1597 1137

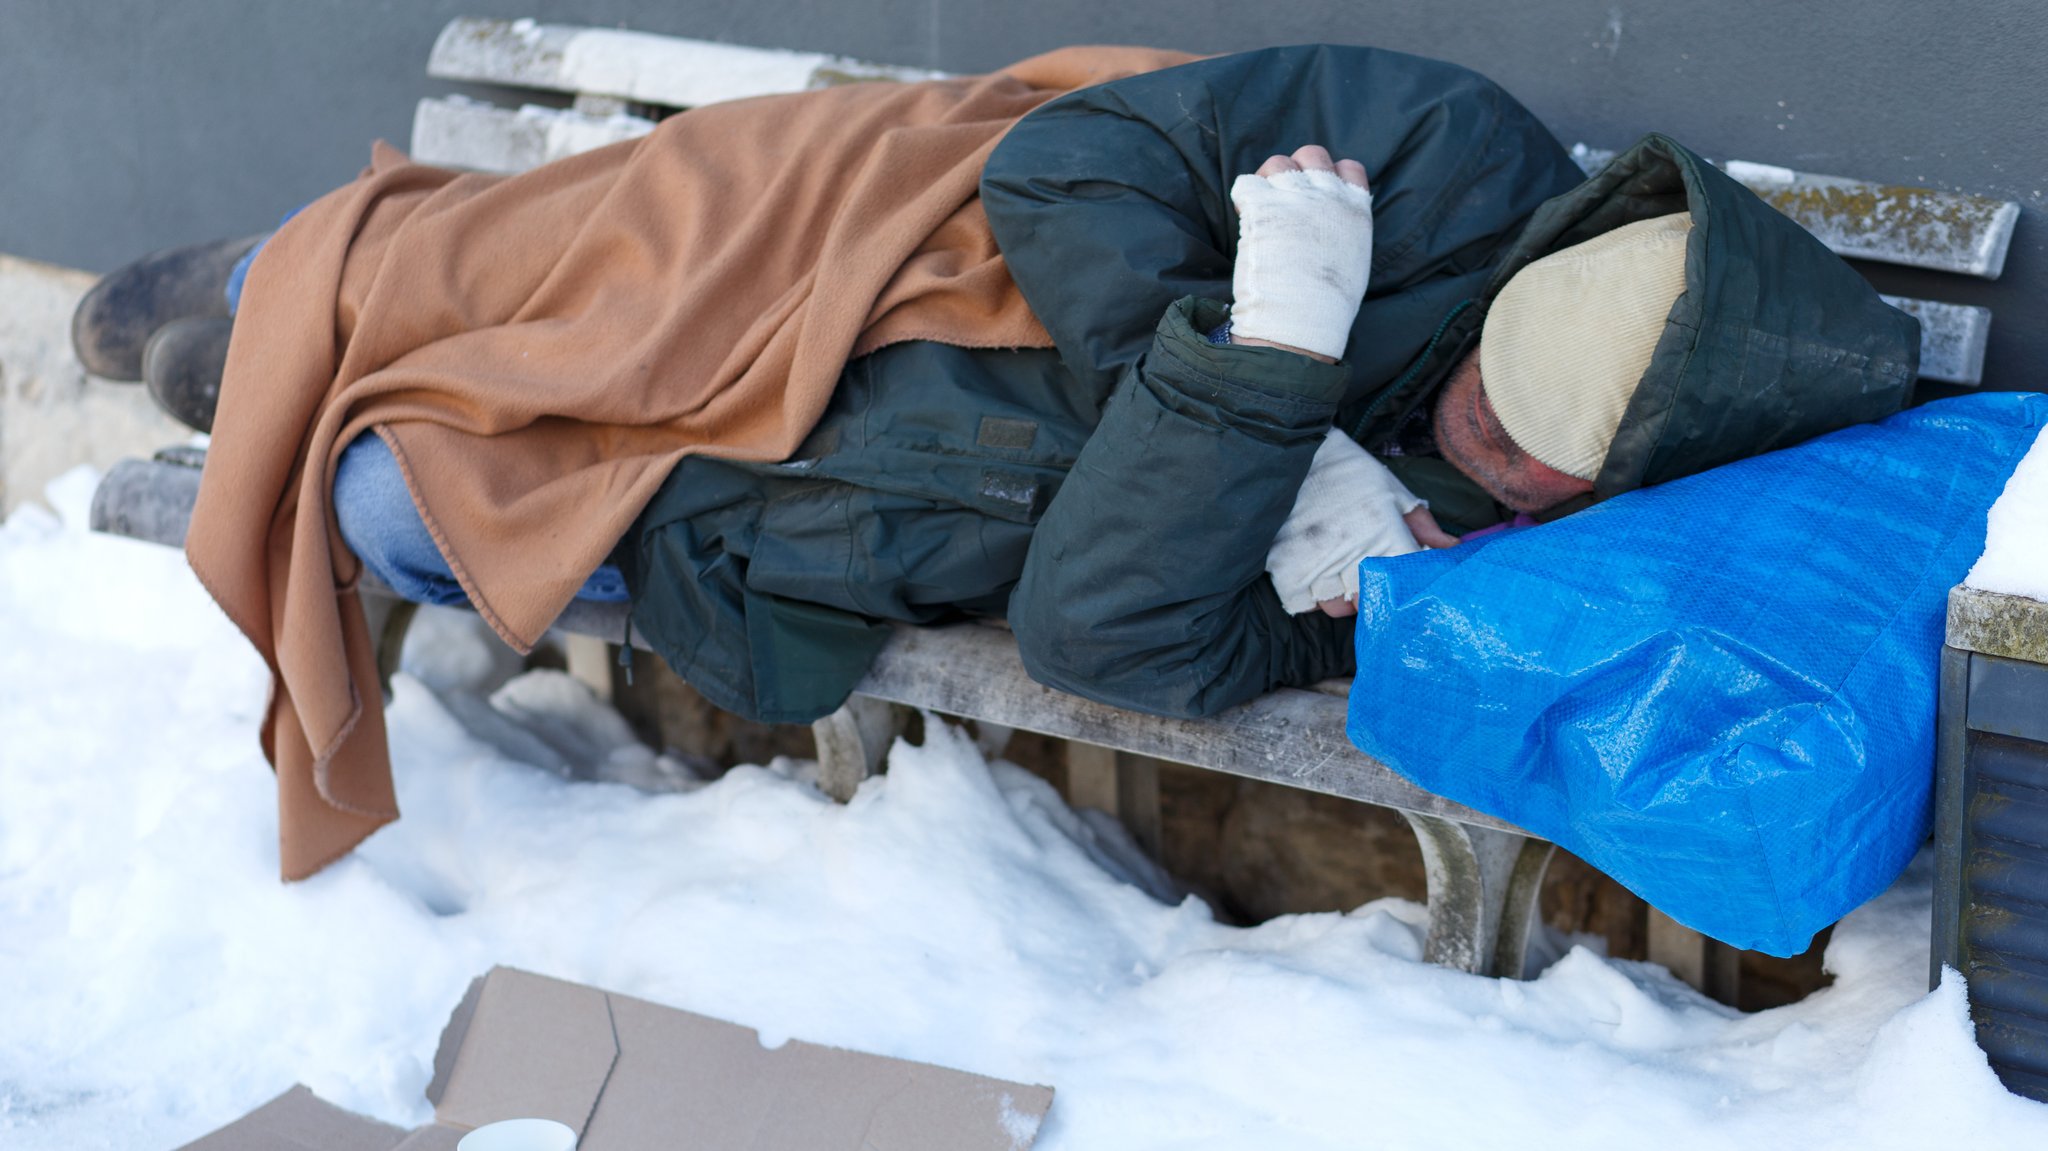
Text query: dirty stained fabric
184 46 1195 881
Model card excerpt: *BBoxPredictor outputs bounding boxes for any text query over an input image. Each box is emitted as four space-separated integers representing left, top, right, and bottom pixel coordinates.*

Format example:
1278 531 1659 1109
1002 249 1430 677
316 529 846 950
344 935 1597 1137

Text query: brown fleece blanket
186 46 1194 880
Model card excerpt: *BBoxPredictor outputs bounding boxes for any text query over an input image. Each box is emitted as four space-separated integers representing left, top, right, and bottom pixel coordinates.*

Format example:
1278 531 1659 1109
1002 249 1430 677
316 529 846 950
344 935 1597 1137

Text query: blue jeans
333 431 631 607
238 215 630 607
224 208 297 315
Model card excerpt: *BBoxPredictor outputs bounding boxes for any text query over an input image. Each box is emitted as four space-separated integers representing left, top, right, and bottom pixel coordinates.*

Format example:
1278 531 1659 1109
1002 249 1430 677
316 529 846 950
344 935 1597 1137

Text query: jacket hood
1480 134 1921 498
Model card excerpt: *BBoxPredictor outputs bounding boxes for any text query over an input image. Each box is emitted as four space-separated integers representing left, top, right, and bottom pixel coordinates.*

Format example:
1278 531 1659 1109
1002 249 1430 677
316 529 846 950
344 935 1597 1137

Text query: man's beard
1432 375 1557 513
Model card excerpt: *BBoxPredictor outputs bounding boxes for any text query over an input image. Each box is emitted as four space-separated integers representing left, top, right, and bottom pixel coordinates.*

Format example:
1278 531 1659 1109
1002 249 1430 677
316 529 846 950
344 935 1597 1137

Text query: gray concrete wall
4 0 2042 388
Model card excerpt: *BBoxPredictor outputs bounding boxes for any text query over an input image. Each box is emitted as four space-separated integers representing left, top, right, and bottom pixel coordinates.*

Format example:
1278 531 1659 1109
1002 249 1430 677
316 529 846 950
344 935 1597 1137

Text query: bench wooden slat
1880 295 1991 386
1572 144 2020 280
85 453 1523 837
398 101 1999 390
411 95 656 174
427 16 941 110
90 452 1558 977
1726 161 2019 280
431 24 2022 283
415 18 2004 390
852 621 1526 834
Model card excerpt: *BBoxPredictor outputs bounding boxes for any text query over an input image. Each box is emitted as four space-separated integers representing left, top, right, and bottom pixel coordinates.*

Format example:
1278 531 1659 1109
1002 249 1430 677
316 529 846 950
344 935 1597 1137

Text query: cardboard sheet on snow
177 966 1054 1150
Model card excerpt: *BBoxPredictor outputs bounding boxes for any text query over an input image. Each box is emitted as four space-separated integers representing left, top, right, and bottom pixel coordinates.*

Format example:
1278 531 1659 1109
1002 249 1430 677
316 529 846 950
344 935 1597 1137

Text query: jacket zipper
1348 297 1474 442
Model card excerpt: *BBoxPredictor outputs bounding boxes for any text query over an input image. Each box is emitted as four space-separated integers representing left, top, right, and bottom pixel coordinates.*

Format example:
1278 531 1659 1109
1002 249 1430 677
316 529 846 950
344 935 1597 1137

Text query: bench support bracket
1647 908 1742 1004
1064 743 1165 859
1401 812 1555 978
366 596 419 704
811 695 906 802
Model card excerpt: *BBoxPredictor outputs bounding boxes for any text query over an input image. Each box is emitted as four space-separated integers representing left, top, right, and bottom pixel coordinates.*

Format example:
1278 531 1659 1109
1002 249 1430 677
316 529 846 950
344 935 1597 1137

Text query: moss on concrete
1947 585 2048 665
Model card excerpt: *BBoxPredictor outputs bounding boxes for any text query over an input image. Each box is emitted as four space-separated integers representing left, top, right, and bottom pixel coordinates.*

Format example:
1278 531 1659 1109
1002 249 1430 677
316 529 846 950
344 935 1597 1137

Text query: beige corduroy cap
1479 212 1694 481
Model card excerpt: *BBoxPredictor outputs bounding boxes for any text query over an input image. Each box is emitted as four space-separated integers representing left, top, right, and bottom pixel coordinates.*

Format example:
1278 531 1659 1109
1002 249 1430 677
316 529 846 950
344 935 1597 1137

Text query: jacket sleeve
1009 297 1357 718
981 44 1584 407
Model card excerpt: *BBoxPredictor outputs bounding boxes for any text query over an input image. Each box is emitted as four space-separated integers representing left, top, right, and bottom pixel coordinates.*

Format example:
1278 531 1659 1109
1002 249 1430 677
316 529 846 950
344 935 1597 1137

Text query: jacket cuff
1156 297 1351 408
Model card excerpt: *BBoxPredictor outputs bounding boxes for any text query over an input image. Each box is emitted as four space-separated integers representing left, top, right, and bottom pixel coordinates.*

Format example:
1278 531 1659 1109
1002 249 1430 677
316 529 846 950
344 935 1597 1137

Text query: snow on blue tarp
1346 393 2048 956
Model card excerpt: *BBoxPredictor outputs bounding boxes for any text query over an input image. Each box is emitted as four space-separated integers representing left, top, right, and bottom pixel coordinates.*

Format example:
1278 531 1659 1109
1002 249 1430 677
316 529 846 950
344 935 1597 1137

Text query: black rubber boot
142 316 235 433
71 233 264 381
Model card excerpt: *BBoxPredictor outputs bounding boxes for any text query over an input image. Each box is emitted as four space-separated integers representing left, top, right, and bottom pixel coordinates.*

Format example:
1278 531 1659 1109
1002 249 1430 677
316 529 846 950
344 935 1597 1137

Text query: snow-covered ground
4 467 2046 1150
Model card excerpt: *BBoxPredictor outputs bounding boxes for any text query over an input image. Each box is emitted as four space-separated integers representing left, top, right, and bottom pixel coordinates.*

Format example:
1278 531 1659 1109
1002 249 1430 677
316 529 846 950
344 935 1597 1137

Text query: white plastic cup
456 1118 578 1151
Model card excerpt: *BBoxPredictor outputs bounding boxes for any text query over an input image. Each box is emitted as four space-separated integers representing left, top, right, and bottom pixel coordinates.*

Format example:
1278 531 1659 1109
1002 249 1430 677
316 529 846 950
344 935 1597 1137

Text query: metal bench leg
1064 743 1164 859
1064 743 1119 813
363 595 419 704
811 695 903 802
1116 754 1165 859
561 633 615 702
972 720 1016 760
1647 909 1741 1004
1400 812 1556 977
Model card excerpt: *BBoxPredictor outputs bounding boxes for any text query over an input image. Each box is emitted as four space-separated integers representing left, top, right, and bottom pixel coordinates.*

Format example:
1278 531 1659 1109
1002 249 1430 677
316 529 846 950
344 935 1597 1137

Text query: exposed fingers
1403 505 1461 549
1317 595 1358 619
1256 154 1302 178
1255 147 1368 187
1291 144 1336 172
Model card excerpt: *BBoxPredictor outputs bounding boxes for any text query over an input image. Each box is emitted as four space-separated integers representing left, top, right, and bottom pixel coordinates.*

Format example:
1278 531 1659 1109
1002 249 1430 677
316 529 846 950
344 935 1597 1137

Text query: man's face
1433 347 1597 514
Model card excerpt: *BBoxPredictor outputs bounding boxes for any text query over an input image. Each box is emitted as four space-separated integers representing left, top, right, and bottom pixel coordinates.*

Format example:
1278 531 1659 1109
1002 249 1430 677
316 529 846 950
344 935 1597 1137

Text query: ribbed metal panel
1999 1064 2048 1103
1967 965 2048 1025
1965 769 2048 846
1976 1010 2048 1075
1959 727 2048 1100
1959 849 2048 911
1970 654 2048 744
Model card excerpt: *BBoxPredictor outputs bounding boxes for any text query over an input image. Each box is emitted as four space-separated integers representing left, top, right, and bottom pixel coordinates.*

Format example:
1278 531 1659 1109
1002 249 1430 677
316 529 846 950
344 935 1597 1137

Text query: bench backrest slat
1725 162 2018 280
1880 295 1991 386
415 18 2008 387
428 17 2019 293
410 82 1991 385
411 96 656 174
427 16 941 110
1572 145 2019 281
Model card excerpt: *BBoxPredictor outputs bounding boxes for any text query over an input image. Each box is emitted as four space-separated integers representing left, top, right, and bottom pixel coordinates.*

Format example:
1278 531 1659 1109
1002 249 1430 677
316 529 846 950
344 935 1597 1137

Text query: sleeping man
73 45 1918 876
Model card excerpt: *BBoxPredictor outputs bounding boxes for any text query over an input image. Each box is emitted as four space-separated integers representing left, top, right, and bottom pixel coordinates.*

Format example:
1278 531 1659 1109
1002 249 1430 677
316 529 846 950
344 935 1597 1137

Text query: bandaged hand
1267 429 1437 615
1229 145 1374 362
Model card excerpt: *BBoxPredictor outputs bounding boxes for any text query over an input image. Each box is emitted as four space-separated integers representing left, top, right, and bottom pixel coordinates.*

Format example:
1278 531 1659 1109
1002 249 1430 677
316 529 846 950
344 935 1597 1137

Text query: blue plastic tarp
1346 393 2048 955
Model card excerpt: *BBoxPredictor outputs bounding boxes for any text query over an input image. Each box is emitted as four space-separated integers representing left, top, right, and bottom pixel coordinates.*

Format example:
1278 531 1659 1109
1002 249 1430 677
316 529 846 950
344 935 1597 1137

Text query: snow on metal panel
1959 729 2048 1102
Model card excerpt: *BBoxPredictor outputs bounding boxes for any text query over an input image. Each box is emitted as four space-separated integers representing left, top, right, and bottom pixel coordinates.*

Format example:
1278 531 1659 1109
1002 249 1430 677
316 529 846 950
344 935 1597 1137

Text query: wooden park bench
90 16 2023 1001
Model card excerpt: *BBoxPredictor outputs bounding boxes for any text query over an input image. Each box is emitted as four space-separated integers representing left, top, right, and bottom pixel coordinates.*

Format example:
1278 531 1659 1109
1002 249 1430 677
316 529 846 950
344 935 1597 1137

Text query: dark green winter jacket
616 47 1917 727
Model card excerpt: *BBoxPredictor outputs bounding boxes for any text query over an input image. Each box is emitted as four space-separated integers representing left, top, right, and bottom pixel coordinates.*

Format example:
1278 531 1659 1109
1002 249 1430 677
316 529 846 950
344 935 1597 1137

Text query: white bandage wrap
1266 429 1425 614
1228 169 1375 361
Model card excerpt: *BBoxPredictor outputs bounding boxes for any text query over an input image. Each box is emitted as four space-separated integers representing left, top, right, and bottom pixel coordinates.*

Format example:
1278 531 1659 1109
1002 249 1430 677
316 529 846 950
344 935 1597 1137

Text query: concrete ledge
1947 584 2048 665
